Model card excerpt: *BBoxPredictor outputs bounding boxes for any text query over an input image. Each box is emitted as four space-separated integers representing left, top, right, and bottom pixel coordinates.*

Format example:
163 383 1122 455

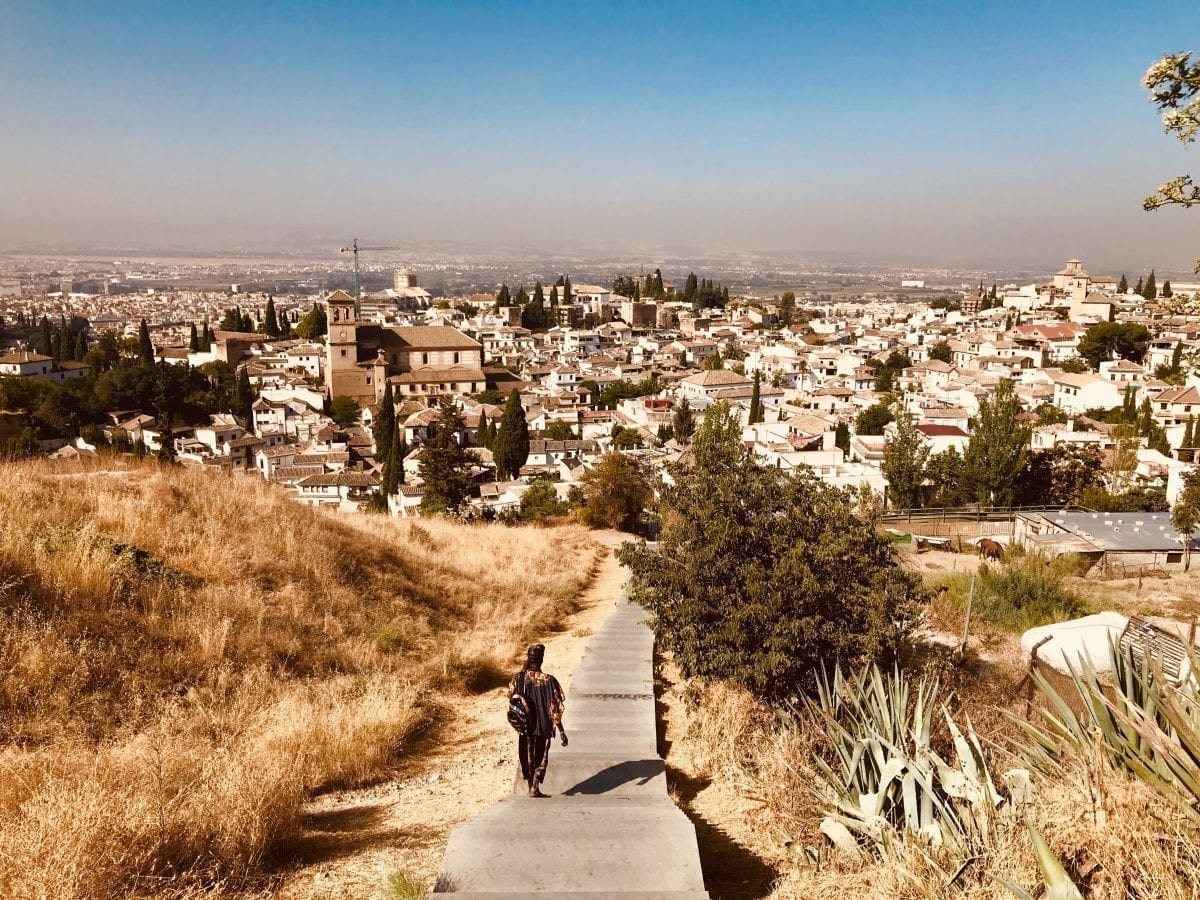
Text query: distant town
2 249 1198 528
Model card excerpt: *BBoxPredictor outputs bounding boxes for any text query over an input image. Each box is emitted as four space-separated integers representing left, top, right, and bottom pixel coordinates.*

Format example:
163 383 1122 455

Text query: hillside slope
0 458 600 898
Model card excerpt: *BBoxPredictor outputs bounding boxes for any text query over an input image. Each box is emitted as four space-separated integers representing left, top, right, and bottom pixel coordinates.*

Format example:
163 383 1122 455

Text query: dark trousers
519 734 552 786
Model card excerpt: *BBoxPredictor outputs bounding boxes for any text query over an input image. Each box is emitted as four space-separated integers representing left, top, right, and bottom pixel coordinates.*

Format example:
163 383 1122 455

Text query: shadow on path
562 759 663 795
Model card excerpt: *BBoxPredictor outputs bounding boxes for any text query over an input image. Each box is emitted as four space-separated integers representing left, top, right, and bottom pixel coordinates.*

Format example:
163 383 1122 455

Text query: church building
324 290 486 404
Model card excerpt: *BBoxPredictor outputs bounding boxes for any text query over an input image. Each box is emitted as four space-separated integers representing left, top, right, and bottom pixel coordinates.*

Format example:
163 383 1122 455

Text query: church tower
325 289 369 400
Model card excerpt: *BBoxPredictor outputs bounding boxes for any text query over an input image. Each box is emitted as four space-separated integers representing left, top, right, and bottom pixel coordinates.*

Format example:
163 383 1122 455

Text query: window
340 349 347 357
422 353 429 365
453 351 459 364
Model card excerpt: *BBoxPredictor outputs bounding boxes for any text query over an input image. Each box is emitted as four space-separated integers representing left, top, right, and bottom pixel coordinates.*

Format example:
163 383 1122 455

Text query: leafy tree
1076 322 1151 368
748 371 764 425
1173 470 1200 569
875 366 895 393
373 382 396 463
927 340 952 364
701 352 723 371
520 479 568 521
234 367 254 421
264 296 280 337
855 403 894 436
219 307 242 332
1060 356 1090 374
543 420 576 441
1118 274 1129 294
925 447 966 506
882 409 930 511
672 397 696 445
493 389 530 479
329 395 359 427
294 303 327 339
684 272 698 303
617 401 923 700
835 421 850 456
1016 444 1104 507
1080 485 1169 512
1163 279 1174 298
1035 403 1069 426
578 451 653 532
137 319 154 366
494 283 511 313
962 378 1031 507
418 402 477 514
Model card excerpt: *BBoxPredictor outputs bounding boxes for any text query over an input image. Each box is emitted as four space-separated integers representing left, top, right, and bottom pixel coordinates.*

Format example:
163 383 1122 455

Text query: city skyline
3 1 1200 271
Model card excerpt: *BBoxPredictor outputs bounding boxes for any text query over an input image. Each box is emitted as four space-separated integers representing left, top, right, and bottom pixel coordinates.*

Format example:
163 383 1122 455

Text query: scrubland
0 458 599 898
661 550 1200 899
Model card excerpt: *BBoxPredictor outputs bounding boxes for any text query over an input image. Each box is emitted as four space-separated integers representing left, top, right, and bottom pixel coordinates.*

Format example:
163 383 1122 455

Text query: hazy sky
3 1 1200 271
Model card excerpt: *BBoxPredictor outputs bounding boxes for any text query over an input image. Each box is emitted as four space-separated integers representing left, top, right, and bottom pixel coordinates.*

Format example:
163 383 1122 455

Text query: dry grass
667 672 1200 899
0 458 599 897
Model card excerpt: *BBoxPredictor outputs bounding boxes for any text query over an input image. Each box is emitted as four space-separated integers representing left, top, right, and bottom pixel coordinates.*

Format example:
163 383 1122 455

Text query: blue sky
3 1 1199 270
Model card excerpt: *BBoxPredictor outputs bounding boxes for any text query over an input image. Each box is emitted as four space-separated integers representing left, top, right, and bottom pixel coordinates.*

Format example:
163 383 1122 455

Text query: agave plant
1017 636 1200 822
997 826 1083 900
809 664 1030 858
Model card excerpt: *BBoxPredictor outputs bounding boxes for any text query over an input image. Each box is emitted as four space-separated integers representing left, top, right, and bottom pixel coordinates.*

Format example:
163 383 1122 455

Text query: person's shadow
562 759 664 795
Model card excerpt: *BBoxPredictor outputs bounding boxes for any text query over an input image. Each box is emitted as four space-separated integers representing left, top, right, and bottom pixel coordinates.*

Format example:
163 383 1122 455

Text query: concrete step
437 797 707 895
511 754 667 796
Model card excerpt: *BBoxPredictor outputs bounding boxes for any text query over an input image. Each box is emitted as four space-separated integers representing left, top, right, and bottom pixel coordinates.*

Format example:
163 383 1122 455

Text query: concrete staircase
434 596 708 898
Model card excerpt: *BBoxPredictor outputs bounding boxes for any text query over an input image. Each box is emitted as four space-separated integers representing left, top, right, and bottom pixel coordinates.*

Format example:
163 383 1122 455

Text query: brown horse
977 538 1004 561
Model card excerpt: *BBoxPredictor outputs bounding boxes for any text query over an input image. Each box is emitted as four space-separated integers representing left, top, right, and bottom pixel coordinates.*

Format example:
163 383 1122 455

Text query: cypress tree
373 382 396 463
549 284 559 308
189 323 200 352
1185 416 1196 450
137 319 154 365
264 296 280 337
1163 280 1174 298
494 284 510 313
73 330 87 360
235 367 253 420
563 275 572 304
1144 270 1158 301
748 371 764 425
202 321 212 349
1172 343 1183 371
382 428 401 496
1118 274 1129 294
478 410 491 450
280 312 292 337
494 389 530 480
40 316 52 356
684 272 698 302
241 310 254 332
1134 276 1144 296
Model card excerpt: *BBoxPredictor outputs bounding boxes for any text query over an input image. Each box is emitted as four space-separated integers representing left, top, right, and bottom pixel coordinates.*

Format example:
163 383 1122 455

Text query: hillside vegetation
0 458 599 898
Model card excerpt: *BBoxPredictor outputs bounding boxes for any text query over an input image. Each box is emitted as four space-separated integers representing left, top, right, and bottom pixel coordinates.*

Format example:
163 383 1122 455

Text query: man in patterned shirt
511 643 567 797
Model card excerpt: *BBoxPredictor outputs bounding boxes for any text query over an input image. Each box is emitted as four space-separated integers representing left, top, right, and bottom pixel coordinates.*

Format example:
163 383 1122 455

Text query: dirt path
273 537 628 899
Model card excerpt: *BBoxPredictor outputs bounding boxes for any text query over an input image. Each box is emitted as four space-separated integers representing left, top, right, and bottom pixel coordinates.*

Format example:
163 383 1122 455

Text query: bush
520 478 568 521
934 554 1088 632
619 403 924 700
577 452 653 532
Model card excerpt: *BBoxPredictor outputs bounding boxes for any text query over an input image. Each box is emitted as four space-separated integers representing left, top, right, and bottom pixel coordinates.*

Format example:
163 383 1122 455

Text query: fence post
958 570 976 657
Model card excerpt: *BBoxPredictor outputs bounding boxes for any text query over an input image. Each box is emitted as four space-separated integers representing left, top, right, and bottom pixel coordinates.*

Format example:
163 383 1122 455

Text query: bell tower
325 290 361 400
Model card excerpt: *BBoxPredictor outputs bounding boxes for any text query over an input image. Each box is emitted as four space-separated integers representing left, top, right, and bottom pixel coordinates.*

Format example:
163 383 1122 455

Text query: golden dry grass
0 457 599 897
669 678 1200 899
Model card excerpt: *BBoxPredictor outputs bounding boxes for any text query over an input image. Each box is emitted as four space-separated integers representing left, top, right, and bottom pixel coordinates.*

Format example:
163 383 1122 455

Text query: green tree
201 321 213 350
563 275 572 304
855 403 894 436
882 409 930 511
1060 356 1090 374
72 330 87 360
493 389 530 479
962 378 1031 507
1076 322 1151 368
748 371 764 424
543 420 576 441
701 352 723 371
373 382 396 463
835 421 850 457
188 323 200 353
264 296 280 337
1163 279 1174 298
39 316 52 356
137 319 154 366
1016 444 1105 507
617 401 923 700
1144 269 1158 300
494 283 511 313
1135 276 1145 295
926 447 965 506
295 303 327 339
578 451 653 532
382 423 405 496
684 272 698 303
418 402 476 514
875 366 895 393
1118 273 1129 294
329 395 359 427
234 367 254 421
672 397 696 445
779 291 796 326
927 340 952 364
520 478 568 521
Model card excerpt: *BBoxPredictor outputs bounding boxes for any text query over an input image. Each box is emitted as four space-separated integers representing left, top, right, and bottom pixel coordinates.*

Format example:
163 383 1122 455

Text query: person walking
511 643 567 797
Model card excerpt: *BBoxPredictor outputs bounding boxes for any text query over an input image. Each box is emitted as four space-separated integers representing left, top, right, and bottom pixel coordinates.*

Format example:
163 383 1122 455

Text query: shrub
932 555 1088 633
619 403 924 699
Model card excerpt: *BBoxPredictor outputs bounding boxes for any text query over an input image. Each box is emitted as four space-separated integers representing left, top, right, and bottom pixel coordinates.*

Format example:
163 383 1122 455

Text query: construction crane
338 238 400 305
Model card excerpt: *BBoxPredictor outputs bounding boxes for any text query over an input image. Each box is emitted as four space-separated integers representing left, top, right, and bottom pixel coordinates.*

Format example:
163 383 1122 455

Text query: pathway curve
434 588 709 899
